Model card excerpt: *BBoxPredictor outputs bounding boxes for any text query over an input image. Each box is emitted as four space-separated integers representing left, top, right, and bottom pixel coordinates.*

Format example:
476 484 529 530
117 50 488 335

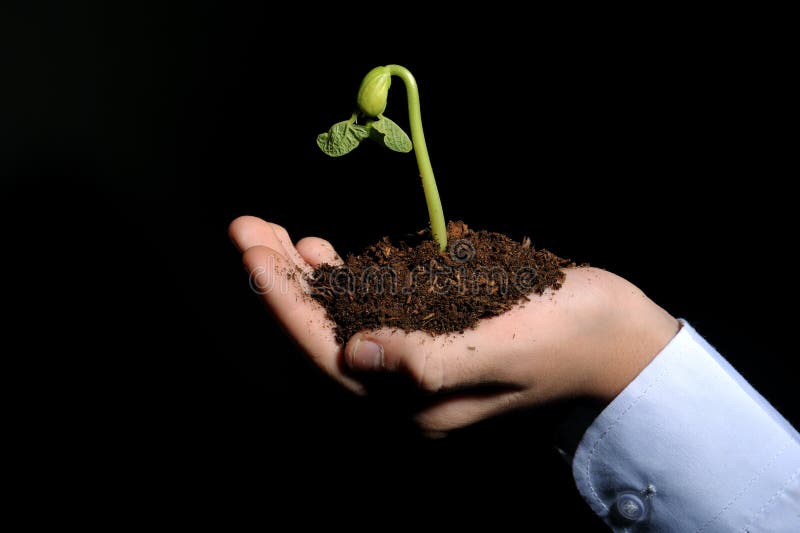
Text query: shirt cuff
572 320 800 532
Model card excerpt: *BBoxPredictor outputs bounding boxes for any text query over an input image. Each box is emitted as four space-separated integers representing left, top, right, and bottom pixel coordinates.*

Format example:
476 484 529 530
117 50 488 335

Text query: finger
242 245 363 393
414 389 524 434
295 236 344 267
344 325 517 393
229 216 312 275
229 215 274 251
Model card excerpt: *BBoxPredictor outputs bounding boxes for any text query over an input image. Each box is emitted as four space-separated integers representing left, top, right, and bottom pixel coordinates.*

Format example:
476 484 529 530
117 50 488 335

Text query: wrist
585 277 680 402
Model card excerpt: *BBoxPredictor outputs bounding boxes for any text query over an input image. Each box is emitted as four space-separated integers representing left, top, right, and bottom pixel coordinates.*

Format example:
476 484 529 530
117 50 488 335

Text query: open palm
229 215 678 433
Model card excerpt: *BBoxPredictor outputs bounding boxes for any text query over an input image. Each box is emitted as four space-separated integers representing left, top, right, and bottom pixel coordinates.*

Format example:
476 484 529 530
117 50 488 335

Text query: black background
4 4 796 528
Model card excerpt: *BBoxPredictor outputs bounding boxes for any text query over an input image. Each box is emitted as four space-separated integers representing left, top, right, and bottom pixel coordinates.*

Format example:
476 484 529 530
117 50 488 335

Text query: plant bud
356 66 391 117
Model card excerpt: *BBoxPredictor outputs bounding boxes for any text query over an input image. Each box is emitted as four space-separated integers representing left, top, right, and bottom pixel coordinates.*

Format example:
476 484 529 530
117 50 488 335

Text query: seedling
317 65 447 251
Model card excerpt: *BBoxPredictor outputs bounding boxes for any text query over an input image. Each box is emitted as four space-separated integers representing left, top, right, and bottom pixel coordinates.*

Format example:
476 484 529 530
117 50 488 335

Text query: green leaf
316 119 370 157
369 115 412 153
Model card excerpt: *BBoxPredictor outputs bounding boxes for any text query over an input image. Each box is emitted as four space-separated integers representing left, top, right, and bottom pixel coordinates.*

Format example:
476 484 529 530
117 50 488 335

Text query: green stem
386 65 447 252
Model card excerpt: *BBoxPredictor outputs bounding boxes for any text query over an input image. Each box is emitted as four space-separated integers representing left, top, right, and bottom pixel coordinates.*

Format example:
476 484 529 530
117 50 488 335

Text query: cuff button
611 492 648 525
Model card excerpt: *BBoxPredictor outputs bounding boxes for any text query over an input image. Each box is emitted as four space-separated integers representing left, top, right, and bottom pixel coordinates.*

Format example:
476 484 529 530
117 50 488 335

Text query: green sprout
317 65 447 252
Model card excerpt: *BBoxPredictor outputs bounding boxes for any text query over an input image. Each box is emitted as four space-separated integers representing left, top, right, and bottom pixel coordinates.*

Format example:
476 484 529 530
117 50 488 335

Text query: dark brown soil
308 221 573 344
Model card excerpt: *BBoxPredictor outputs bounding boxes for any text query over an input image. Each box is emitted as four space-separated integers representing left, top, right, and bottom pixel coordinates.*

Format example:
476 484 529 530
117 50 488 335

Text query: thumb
344 329 503 393
345 332 442 392
346 336 386 372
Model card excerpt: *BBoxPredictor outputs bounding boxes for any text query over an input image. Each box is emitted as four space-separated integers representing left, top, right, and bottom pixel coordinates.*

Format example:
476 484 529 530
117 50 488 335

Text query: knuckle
411 350 445 393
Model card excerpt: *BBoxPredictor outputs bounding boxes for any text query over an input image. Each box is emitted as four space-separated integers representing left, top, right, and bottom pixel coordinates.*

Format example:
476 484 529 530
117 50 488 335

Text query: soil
308 221 573 344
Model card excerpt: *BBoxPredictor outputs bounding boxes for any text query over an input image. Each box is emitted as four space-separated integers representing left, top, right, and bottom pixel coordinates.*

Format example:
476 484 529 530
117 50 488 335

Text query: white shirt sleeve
571 320 800 532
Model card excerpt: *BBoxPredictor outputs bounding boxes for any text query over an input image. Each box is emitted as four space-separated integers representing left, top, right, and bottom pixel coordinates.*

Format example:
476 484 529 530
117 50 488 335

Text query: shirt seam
584 344 685 511
695 440 792 532
739 467 800 532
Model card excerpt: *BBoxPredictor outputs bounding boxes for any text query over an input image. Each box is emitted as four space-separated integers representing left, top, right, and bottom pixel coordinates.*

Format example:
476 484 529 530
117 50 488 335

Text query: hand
229 216 680 434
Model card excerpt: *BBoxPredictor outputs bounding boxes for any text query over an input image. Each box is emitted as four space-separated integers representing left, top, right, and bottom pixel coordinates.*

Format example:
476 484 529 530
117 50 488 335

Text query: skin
229 215 680 435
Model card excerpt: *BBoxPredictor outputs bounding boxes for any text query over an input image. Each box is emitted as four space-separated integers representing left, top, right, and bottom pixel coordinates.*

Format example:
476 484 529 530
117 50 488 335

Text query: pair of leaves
317 115 412 157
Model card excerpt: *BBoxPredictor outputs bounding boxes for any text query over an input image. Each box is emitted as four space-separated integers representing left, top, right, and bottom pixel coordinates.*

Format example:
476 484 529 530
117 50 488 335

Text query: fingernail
349 339 384 371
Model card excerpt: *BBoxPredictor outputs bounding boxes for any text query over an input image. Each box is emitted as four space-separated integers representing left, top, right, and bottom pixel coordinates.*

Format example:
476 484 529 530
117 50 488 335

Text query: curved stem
386 65 447 252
